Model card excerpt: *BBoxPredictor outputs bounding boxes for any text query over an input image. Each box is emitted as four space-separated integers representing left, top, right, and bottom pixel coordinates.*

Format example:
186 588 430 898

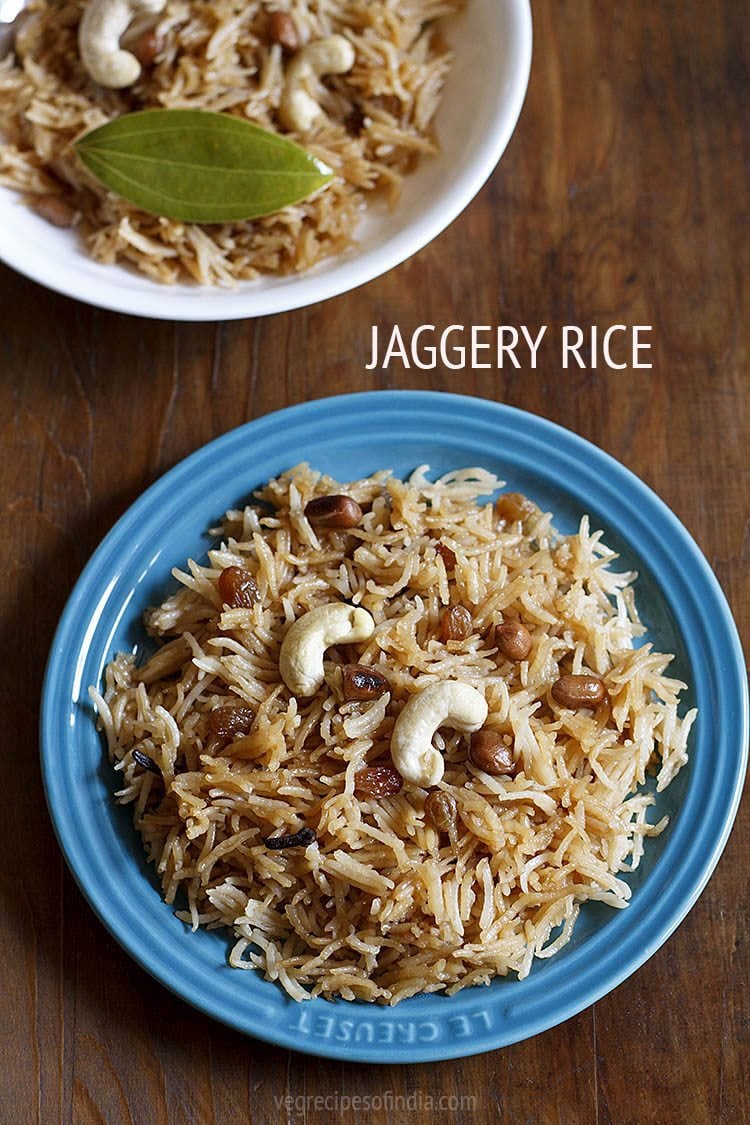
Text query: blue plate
41 392 748 1062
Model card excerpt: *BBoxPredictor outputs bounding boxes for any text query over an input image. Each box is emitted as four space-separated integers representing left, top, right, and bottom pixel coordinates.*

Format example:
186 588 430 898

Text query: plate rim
40 390 749 1061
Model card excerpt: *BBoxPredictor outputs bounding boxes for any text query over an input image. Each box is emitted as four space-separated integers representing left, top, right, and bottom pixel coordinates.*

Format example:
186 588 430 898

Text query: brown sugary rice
91 464 696 1004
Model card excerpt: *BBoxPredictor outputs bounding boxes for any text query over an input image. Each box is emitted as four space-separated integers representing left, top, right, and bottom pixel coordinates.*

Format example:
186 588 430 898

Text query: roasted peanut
208 705 255 740
439 605 473 643
342 663 389 701
31 193 76 228
495 491 536 526
354 765 403 798
424 790 457 834
133 27 165 67
495 620 532 661
469 729 517 776
551 674 607 710
304 494 363 529
218 565 259 608
267 10 299 52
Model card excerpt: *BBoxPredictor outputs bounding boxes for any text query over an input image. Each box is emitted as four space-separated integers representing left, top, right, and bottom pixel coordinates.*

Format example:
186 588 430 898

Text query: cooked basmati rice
90 464 696 1004
0 0 462 284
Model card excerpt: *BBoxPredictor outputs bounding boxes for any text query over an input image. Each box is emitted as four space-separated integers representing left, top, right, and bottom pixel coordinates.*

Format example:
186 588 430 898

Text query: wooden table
1 1 747 1121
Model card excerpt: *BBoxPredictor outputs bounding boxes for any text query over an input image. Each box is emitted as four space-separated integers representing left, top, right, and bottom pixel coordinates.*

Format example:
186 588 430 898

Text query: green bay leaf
74 109 334 223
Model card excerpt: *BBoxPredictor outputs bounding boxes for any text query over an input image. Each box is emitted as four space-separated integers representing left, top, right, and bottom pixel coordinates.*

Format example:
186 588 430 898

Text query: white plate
0 0 532 319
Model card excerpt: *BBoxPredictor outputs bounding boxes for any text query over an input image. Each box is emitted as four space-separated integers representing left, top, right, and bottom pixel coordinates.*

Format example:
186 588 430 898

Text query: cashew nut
279 603 375 696
79 0 166 88
279 34 356 133
391 682 488 788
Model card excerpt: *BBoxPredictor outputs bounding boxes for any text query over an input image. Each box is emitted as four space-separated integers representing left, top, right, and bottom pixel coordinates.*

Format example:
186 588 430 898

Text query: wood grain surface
1 1 748 1122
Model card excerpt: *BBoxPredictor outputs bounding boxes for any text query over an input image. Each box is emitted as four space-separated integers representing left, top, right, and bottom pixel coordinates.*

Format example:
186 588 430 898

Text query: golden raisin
267 10 299 52
354 765 403 798
218 566 259 608
495 620 532 661
439 605 473 643
435 541 457 569
305 495 363 529
469 730 517 776
495 492 536 526
551 674 607 710
207 706 255 740
424 791 457 833
342 664 389 701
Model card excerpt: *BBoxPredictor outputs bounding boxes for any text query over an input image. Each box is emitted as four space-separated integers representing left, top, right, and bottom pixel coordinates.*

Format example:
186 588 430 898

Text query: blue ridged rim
41 391 748 1062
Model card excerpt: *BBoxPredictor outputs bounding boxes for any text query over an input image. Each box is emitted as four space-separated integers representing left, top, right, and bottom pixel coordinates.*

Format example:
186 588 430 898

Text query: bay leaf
74 109 334 223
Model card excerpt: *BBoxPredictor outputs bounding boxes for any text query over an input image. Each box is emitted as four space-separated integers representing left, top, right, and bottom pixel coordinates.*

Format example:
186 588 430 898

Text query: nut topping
390 681 487 788
469 729 517 776
267 10 299 52
279 603 375 697
133 28 165 68
551 674 607 710
304 494 363 529
495 620 532 662
279 34 355 133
